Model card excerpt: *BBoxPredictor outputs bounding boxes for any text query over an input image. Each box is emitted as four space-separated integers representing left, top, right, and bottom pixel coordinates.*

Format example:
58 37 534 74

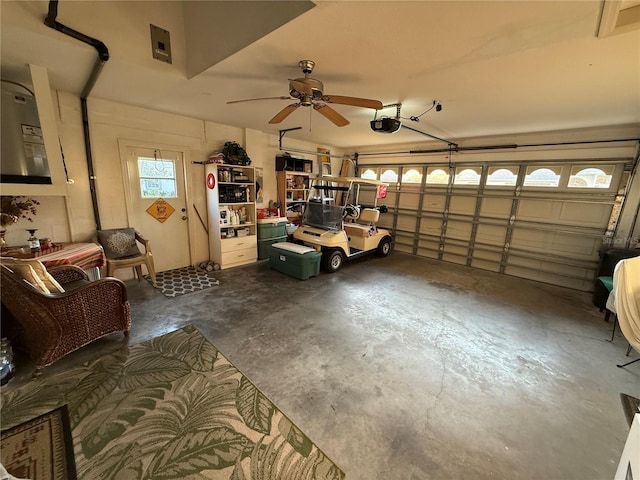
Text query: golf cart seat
344 208 379 238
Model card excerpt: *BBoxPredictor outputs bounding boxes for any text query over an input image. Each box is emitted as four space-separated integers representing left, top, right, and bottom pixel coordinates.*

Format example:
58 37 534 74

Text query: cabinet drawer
220 236 257 253
221 247 257 266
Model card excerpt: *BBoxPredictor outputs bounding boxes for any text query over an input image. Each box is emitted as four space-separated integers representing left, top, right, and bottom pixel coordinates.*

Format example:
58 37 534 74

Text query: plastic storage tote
258 235 287 260
269 242 321 280
257 217 287 240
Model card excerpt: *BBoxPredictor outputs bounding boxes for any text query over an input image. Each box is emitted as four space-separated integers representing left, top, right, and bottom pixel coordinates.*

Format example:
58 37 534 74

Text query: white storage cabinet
205 164 257 269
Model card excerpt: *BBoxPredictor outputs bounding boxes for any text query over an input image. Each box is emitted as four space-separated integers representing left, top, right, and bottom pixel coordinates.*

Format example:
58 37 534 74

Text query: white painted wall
1 88 340 273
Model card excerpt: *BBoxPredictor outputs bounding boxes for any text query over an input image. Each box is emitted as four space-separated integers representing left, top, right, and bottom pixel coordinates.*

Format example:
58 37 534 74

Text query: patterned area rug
1 405 76 479
145 266 220 298
0 325 344 480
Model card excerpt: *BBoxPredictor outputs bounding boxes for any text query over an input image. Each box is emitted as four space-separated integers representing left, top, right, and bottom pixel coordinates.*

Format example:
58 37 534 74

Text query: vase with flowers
0 196 40 251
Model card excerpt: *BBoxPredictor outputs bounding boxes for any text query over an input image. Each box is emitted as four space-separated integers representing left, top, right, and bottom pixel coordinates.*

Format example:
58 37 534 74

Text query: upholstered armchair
97 228 156 287
0 262 131 376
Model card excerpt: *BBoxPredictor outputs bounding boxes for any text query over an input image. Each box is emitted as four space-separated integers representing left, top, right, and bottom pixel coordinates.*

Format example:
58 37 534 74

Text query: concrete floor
6 251 640 479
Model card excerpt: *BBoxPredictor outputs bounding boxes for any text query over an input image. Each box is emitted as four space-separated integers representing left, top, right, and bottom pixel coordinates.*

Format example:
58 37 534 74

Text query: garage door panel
397 192 420 209
394 232 415 253
446 220 472 241
476 224 507 246
480 197 512 217
517 199 558 221
396 213 418 231
443 245 468 264
504 265 592 291
508 256 593 277
472 250 502 262
449 196 476 215
382 191 398 206
511 229 600 258
395 243 414 255
416 245 439 259
472 258 501 272
358 189 378 205
361 158 624 292
419 217 443 236
509 228 548 250
423 194 447 213
559 202 613 227
377 217 394 229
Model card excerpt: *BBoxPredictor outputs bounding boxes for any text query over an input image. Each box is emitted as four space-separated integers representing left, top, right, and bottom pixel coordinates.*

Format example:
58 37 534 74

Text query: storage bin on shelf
269 242 321 280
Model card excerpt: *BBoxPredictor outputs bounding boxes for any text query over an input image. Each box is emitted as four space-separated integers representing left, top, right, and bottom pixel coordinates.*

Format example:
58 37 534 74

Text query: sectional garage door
357 148 636 291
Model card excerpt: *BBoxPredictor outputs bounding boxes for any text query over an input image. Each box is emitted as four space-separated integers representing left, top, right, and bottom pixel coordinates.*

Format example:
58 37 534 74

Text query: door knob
182 216 188 220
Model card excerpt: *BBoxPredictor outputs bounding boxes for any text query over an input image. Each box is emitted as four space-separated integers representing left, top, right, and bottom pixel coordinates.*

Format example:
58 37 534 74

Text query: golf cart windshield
301 176 385 231
303 178 351 230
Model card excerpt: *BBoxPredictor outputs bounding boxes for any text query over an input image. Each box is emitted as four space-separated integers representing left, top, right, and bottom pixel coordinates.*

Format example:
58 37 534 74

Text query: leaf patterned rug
0 325 344 479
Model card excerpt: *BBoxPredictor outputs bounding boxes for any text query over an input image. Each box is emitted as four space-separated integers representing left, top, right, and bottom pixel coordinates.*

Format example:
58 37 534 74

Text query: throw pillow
1 262 49 293
98 228 141 259
0 258 65 294
28 259 65 293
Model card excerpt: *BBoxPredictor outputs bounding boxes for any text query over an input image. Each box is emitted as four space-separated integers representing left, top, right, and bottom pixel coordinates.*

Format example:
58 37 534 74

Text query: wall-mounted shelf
276 155 313 173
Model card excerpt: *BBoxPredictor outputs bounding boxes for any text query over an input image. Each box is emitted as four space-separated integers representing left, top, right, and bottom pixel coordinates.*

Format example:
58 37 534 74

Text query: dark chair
97 228 156 287
0 263 131 376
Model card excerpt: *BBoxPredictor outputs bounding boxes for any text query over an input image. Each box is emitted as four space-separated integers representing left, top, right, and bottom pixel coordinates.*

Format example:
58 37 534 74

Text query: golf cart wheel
376 236 392 257
323 249 344 273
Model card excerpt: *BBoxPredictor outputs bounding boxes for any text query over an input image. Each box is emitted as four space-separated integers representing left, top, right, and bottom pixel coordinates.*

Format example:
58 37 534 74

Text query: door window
138 157 177 198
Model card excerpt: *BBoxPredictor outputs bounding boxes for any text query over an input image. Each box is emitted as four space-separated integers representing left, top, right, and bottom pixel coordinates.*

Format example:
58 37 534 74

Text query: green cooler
269 242 321 280
257 217 287 260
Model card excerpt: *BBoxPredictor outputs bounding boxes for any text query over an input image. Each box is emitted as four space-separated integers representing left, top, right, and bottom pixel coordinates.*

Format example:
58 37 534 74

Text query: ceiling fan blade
321 95 383 110
227 96 292 104
313 104 350 127
269 103 300 124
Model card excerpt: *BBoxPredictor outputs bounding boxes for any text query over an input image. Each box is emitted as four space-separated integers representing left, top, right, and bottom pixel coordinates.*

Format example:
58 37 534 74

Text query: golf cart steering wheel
343 204 360 221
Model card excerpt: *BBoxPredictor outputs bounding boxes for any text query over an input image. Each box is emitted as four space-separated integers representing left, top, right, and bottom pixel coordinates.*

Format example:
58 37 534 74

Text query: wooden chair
97 229 156 287
0 263 131 376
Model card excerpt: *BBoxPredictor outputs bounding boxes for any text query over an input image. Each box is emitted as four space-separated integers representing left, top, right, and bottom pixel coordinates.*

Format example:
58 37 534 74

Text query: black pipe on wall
44 0 108 230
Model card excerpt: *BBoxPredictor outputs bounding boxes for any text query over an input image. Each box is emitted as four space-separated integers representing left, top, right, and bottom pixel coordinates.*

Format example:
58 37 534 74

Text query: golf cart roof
315 176 388 186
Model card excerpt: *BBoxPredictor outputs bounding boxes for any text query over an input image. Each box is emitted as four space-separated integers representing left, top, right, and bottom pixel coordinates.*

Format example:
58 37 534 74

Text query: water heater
1 82 52 184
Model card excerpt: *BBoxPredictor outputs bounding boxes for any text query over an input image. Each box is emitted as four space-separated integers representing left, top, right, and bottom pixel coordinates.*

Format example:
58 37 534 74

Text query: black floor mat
145 266 220 298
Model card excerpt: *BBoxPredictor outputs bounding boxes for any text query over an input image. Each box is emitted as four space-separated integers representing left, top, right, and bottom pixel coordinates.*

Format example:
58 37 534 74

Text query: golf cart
292 176 392 272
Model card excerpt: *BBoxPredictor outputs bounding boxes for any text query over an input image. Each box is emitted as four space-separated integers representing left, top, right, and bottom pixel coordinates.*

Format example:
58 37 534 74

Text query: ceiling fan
227 60 383 127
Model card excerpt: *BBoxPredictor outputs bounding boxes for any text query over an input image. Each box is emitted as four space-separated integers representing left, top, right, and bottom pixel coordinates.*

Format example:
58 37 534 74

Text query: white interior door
124 145 191 273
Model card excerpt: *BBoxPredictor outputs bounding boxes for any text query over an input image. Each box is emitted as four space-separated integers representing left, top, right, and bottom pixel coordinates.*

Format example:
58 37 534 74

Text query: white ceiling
2 1 639 149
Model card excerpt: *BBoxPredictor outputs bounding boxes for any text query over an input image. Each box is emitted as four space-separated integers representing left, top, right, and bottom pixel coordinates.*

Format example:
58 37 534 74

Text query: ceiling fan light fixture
227 59 382 127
